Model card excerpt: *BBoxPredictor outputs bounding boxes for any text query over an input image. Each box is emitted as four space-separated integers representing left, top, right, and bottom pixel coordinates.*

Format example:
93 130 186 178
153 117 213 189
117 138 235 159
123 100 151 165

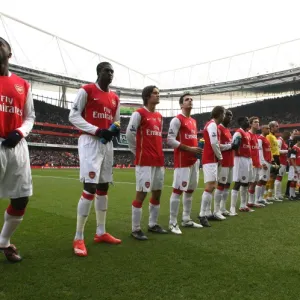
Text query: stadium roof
2 12 300 95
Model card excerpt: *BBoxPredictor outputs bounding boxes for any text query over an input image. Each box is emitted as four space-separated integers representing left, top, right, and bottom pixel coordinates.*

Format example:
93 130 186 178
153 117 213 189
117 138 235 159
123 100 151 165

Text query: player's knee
185 189 194 194
83 182 97 194
173 188 183 195
10 197 29 212
96 183 109 192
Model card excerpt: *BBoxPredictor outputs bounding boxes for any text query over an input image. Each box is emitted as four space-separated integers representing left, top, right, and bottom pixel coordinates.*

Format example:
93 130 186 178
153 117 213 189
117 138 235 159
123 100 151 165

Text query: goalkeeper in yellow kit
265 121 281 201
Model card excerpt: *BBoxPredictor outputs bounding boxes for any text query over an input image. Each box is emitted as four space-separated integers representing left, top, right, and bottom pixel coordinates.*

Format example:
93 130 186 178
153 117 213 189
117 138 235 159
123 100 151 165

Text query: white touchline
32 175 204 190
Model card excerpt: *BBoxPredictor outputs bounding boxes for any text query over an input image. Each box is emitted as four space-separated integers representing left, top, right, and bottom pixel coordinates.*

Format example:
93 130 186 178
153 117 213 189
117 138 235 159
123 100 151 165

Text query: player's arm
231 132 242 150
113 97 120 123
2 89 36 148
220 143 232 151
208 122 222 160
258 139 267 169
278 139 288 154
126 112 141 155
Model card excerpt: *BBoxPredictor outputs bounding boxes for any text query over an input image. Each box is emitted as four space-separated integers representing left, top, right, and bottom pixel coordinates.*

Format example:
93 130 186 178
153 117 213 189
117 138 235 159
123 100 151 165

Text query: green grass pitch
1 168 300 300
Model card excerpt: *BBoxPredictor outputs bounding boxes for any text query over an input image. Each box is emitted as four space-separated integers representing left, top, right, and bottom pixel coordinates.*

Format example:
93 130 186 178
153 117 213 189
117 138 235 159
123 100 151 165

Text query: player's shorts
0 138 32 199
232 156 251 183
249 167 260 183
203 163 218 183
135 166 165 192
288 166 300 181
259 162 271 181
172 160 200 191
278 164 287 177
218 166 233 184
78 134 113 184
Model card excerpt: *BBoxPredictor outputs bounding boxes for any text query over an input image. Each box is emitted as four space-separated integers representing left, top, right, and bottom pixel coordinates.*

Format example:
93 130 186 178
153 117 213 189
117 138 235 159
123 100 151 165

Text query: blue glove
2 130 23 148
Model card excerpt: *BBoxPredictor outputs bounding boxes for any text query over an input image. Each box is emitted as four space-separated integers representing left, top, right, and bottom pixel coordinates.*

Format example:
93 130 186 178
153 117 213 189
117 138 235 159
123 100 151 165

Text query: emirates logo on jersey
112 99 116 107
14 84 24 94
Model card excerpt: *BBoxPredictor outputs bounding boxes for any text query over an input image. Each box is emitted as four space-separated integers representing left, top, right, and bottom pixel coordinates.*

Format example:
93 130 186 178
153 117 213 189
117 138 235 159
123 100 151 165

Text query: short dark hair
142 85 158 106
249 116 259 124
96 61 112 75
0 37 11 52
211 106 225 119
261 124 270 129
179 91 191 105
237 117 248 126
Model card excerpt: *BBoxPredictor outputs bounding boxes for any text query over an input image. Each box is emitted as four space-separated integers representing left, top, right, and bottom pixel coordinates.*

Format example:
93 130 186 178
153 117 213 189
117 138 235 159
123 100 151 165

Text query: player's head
142 85 159 106
282 131 290 141
291 129 298 138
249 116 260 131
0 37 12 63
261 124 270 136
96 62 114 85
211 106 225 124
237 116 250 129
269 121 279 133
222 110 233 127
179 92 193 110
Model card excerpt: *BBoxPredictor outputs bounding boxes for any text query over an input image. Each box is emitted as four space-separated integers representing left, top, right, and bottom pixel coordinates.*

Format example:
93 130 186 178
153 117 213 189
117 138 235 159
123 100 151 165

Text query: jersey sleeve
207 122 222 160
258 139 266 165
113 96 120 123
167 117 181 149
16 89 36 137
69 88 98 135
278 139 288 154
126 111 141 155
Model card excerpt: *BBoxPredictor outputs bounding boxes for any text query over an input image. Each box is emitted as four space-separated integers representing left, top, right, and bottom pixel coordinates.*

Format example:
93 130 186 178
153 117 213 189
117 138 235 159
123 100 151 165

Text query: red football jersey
202 119 220 164
258 135 272 163
278 137 288 166
173 114 198 168
81 84 119 130
248 131 260 167
235 128 251 158
218 124 234 167
0 73 30 138
292 145 300 166
135 108 164 167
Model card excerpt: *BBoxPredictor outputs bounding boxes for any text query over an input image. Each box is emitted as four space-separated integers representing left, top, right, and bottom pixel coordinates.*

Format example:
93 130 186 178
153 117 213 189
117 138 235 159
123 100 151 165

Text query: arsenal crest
242 176 246 180
145 182 150 188
89 171 96 179
14 84 24 94
182 181 187 187
222 177 226 182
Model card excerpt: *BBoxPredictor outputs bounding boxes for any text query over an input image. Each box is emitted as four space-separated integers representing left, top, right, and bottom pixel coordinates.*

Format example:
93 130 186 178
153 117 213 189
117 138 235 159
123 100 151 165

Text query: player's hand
95 128 115 141
189 147 202 155
262 164 268 170
1 130 23 148
218 159 223 166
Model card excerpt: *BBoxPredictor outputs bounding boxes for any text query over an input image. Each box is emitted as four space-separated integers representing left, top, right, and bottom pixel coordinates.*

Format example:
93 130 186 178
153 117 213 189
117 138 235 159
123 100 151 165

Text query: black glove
231 143 239 151
95 129 116 142
1 130 23 148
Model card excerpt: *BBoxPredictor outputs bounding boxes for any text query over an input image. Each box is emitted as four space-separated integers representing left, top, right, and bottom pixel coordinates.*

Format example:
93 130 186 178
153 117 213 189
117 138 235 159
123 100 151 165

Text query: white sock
261 185 266 200
248 191 255 204
75 191 94 241
214 189 222 214
95 193 108 236
240 186 248 208
205 192 213 216
230 189 239 214
274 179 281 197
290 186 296 197
255 185 262 203
149 200 160 227
220 188 229 212
200 191 212 217
182 192 193 222
170 192 180 225
0 211 23 248
132 200 142 232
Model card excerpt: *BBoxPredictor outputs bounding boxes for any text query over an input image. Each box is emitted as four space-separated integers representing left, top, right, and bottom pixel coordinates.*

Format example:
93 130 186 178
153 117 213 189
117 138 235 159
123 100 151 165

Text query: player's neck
97 81 109 92
249 128 256 134
221 122 228 128
0 63 9 76
182 109 191 117
213 118 220 125
146 104 156 112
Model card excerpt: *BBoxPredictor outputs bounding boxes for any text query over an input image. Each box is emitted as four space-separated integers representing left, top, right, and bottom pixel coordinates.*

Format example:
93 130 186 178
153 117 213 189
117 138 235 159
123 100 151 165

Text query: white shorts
233 157 251 183
0 139 32 199
136 166 165 192
203 163 218 183
172 160 200 191
288 166 300 181
218 167 233 184
259 163 271 181
278 164 287 177
78 134 113 184
249 167 260 183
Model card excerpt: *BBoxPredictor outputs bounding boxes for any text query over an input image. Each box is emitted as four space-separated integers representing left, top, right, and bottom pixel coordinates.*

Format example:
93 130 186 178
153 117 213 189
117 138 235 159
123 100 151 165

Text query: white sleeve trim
126 112 141 155
167 117 181 149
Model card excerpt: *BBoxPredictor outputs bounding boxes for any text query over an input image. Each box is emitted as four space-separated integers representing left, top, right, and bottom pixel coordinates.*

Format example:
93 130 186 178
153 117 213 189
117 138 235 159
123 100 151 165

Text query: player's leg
274 165 285 201
288 167 297 200
182 161 202 228
220 182 231 216
131 166 151 240
94 143 121 244
214 166 227 220
230 157 241 216
238 158 252 211
198 163 217 227
148 167 167 234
